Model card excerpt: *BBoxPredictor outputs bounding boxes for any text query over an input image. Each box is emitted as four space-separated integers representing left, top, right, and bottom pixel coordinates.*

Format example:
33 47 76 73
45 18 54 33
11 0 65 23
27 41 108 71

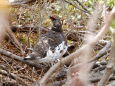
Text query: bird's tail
23 55 33 60
23 52 37 60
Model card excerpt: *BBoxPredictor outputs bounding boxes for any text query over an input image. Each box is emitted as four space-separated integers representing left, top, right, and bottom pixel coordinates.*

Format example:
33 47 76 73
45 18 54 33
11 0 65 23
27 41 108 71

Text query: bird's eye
50 16 56 20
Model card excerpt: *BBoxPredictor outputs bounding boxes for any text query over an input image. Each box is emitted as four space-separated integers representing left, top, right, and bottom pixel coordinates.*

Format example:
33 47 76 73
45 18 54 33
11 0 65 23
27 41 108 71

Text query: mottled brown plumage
24 16 67 60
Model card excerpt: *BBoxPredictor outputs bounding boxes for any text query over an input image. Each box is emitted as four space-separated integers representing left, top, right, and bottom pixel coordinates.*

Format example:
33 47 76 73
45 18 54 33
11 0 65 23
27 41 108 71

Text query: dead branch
50 80 66 86
10 0 36 6
19 75 35 82
11 25 49 33
90 40 111 62
64 0 90 14
90 73 115 83
0 48 48 68
97 7 115 86
74 0 90 14
0 69 28 86
0 81 18 86
6 27 24 54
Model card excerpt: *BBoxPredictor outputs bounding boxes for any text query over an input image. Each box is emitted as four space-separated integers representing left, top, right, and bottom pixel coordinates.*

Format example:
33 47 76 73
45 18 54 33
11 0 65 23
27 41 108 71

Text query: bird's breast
45 41 68 60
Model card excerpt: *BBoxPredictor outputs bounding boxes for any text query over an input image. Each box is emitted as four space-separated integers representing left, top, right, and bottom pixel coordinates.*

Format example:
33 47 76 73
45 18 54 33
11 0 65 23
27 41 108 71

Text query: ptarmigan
24 16 67 61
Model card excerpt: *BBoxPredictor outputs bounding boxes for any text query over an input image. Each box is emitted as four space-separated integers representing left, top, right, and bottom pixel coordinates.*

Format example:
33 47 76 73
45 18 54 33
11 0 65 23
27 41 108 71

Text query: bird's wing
33 35 50 58
24 36 49 60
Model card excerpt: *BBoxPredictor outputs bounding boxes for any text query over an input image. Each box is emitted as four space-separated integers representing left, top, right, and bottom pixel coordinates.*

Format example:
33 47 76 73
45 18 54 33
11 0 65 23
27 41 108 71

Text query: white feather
25 55 31 59
45 41 67 60
46 49 53 57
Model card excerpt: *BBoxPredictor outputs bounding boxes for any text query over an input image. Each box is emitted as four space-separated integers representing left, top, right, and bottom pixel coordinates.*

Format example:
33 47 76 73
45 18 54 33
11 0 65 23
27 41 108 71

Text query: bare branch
90 40 111 62
97 7 115 86
0 48 47 68
9 0 36 6
75 0 90 14
64 0 90 14
0 69 28 86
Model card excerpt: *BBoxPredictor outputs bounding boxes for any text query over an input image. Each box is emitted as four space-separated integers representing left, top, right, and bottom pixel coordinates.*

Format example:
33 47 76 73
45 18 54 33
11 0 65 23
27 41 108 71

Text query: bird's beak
49 16 55 20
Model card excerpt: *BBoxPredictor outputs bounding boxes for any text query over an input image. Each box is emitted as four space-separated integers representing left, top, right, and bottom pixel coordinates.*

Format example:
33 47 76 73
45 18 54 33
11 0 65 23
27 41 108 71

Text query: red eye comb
49 15 59 20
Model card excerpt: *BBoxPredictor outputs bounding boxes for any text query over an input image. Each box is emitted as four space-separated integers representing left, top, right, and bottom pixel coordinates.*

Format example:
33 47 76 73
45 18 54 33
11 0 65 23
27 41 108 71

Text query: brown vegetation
0 0 115 86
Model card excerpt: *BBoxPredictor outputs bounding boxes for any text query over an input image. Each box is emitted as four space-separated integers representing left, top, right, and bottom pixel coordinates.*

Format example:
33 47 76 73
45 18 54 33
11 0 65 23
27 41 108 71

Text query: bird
24 15 68 61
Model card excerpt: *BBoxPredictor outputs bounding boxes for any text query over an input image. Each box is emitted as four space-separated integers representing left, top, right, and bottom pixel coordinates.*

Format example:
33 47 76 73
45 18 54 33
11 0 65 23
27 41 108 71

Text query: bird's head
50 15 62 32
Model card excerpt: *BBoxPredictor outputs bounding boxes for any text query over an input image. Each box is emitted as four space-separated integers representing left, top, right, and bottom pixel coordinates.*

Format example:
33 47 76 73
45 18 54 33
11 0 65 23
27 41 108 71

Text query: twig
19 75 35 82
90 40 111 62
0 69 28 86
10 0 36 6
6 29 24 54
50 79 66 86
11 25 49 33
27 27 35 49
75 0 90 14
64 0 90 14
0 81 18 86
90 73 115 83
